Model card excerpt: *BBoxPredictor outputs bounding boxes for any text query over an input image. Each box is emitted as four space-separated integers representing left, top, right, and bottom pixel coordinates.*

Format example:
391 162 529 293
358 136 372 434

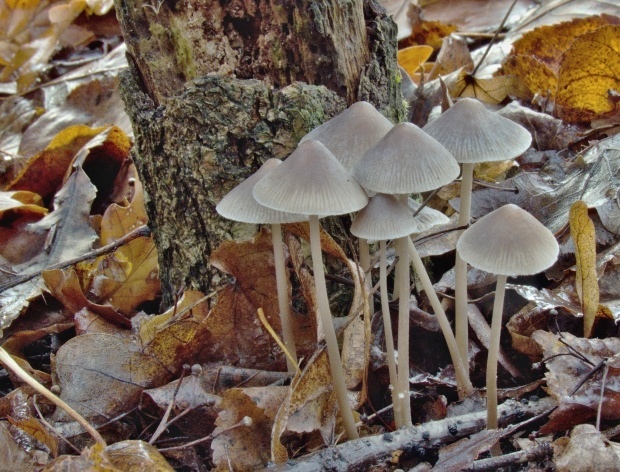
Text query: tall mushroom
353 122 474 405
423 98 532 364
456 204 558 429
301 101 394 303
216 158 307 373
253 140 368 440
351 193 420 427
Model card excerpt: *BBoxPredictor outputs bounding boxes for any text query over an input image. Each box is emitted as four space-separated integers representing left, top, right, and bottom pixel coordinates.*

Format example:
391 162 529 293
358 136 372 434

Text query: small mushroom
216 159 307 373
253 140 368 439
351 193 420 427
423 97 532 365
456 204 558 429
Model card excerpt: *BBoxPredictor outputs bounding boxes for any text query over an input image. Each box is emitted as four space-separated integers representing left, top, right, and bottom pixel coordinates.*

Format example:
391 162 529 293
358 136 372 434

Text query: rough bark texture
116 0 404 303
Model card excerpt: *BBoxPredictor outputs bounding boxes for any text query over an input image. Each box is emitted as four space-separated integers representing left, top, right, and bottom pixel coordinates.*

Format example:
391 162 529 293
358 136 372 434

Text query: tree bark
115 0 404 303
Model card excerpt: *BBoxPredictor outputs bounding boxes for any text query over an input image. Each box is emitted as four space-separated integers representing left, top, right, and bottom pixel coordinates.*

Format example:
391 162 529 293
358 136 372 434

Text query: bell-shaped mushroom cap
253 140 368 217
408 198 450 232
351 194 420 241
300 101 394 172
457 204 559 277
423 98 532 164
216 159 308 224
353 122 460 194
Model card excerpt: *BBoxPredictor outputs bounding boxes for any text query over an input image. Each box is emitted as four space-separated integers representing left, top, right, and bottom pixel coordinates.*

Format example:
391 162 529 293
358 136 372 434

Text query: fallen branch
262 396 556 471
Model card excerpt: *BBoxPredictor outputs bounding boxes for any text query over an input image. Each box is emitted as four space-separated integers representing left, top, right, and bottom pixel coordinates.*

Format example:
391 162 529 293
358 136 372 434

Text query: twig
0 225 151 294
261 397 557 471
462 442 553 471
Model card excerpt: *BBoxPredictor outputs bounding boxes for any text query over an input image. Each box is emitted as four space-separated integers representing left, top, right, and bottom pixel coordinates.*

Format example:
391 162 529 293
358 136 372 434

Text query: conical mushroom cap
300 101 394 172
408 198 450 232
457 204 559 276
253 140 368 217
353 122 460 194
216 159 307 224
351 194 420 241
423 98 532 164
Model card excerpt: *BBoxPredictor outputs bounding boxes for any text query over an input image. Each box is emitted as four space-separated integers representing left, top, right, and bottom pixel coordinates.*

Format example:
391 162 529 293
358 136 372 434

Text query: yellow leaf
447 67 530 104
569 201 599 338
556 25 620 123
0 190 47 218
397 45 433 79
501 54 558 100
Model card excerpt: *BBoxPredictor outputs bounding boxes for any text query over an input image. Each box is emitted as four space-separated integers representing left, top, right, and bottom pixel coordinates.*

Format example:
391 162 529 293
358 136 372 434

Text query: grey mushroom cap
423 98 532 164
351 194 420 241
300 101 394 172
353 122 460 194
408 198 450 232
253 140 369 217
457 204 559 276
216 159 308 224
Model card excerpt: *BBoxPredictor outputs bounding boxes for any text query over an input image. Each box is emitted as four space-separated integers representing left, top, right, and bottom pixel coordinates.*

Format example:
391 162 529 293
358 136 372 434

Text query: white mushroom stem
380 240 402 427
271 223 298 373
407 238 474 398
309 215 359 439
396 236 412 427
487 274 507 430
455 163 475 367
359 238 373 312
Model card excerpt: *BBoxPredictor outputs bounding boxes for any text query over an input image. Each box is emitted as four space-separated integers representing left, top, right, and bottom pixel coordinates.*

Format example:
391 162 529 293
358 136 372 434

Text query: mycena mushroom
216 158 307 373
456 204 558 430
253 140 368 440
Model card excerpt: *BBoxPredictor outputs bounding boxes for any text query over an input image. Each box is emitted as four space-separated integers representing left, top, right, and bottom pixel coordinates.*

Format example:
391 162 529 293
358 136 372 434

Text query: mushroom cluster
215 98 555 439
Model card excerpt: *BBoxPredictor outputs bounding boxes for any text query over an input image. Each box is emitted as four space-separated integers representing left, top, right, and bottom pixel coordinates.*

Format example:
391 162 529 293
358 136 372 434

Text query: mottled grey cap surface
353 122 460 194
216 159 307 224
253 140 368 217
457 204 559 276
300 101 394 172
351 194 419 241
423 98 532 164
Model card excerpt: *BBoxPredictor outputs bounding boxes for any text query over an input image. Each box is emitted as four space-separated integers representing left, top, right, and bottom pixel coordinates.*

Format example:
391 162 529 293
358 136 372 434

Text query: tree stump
115 0 404 303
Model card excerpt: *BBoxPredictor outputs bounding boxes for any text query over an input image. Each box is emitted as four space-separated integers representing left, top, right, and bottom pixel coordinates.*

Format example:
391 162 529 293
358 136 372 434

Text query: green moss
170 21 197 79
149 22 166 36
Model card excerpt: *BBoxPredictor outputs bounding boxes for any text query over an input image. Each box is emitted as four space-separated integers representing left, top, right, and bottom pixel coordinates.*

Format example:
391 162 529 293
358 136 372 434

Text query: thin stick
0 225 151 293
0 347 105 445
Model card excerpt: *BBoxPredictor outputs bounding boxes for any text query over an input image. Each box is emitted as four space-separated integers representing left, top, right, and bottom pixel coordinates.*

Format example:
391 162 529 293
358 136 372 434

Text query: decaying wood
262 396 557 471
114 0 405 303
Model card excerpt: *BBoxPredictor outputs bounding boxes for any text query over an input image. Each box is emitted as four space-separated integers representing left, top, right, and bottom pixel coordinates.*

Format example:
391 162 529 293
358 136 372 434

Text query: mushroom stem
359 238 373 312
380 240 402 427
455 163 475 367
309 215 359 439
487 274 507 430
271 223 298 373
396 236 412 427
407 238 474 398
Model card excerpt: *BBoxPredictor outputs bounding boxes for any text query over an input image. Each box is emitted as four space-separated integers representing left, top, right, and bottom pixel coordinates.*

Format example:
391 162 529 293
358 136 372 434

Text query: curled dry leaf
569 201 600 337
0 421 38 471
82 163 160 315
105 440 174 472
533 330 620 433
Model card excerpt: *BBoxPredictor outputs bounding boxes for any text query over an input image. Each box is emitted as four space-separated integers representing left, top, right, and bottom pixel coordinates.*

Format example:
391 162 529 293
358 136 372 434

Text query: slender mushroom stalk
216 159 307 373
254 140 368 440
456 204 558 429
395 236 412 426
424 98 532 366
350 194 419 428
379 240 402 426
